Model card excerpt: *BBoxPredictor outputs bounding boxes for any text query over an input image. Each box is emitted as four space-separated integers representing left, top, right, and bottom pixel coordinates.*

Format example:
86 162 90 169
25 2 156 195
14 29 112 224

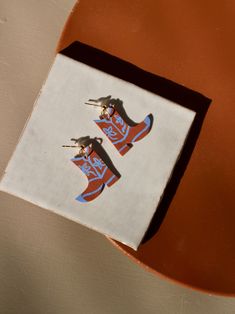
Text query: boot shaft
71 149 107 181
94 108 130 146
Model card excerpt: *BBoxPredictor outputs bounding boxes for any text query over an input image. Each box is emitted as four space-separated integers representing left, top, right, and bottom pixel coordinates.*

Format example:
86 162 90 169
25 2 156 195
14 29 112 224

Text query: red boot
71 146 119 202
94 107 152 155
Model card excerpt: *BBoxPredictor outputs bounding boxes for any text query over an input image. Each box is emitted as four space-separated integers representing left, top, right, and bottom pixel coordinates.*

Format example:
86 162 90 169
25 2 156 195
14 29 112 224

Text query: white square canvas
0 54 195 250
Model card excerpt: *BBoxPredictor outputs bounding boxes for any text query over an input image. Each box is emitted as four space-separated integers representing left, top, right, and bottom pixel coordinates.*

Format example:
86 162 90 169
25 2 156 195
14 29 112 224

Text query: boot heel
115 143 132 156
103 167 120 187
106 174 119 187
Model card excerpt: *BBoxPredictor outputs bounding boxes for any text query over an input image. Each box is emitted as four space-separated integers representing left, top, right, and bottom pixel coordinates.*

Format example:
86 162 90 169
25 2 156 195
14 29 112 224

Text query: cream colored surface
0 1 235 313
0 52 195 249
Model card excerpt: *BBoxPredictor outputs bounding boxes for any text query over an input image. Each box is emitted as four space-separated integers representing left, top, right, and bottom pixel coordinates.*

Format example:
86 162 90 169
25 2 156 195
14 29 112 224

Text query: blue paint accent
76 194 87 203
118 145 128 153
99 165 108 178
103 126 118 140
95 117 127 138
131 116 151 143
110 117 126 136
73 154 108 181
76 184 104 202
95 114 133 145
101 166 108 178
93 158 105 170
105 174 116 186
96 117 123 137
122 124 127 133
114 115 124 125
80 162 96 177
112 126 130 144
88 177 99 183
95 114 131 144
89 155 108 178
88 167 108 182
86 156 99 178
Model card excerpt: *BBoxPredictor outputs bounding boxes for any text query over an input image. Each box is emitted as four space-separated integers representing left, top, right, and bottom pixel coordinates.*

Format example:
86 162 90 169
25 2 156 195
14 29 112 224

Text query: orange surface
58 0 235 295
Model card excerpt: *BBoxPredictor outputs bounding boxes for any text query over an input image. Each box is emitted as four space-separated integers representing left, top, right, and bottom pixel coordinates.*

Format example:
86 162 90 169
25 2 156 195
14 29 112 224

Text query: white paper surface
0 54 195 249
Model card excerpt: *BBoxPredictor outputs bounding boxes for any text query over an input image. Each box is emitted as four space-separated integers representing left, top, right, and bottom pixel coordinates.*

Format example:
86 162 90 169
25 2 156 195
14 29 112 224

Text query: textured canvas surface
0 53 195 249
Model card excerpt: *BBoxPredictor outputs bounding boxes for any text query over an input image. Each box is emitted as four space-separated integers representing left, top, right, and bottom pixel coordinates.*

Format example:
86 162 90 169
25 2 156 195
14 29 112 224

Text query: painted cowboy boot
63 138 119 202
86 96 152 155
